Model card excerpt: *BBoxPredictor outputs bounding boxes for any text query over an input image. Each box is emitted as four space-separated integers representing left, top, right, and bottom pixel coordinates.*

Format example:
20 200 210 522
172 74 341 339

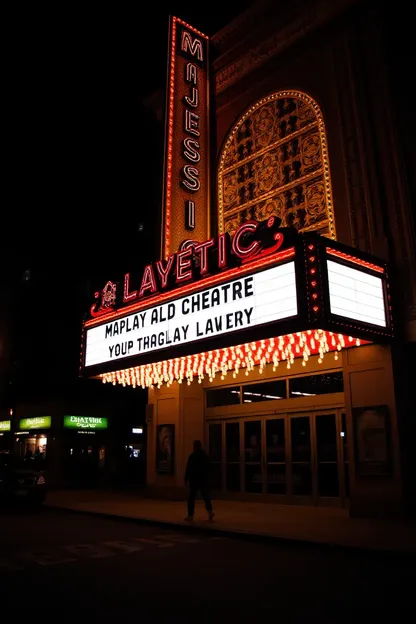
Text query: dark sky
2 4 255 391
5 5 254 276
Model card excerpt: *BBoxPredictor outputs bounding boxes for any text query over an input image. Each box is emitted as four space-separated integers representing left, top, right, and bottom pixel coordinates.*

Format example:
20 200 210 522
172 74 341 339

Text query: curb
44 503 416 560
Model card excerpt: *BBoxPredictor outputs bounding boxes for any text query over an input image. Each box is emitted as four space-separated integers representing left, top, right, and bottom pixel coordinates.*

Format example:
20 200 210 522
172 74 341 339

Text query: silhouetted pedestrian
184 440 214 522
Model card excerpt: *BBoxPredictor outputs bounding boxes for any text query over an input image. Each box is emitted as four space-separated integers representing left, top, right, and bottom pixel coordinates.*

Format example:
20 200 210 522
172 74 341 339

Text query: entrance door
244 420 262 493
243 417 288 496
341 412 350 500
315 413 339 502
207 408 347 506
265 418 287 495
290 415 313 502
225 421 241 492
290 410 346 506
208 423 222 490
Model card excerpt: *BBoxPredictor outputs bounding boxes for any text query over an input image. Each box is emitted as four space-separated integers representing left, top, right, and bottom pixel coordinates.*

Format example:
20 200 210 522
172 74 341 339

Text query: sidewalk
45 489 416 556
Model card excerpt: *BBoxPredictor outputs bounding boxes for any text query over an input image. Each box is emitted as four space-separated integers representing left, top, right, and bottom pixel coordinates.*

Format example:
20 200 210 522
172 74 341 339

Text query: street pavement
45 488 416 553
1 506 413 621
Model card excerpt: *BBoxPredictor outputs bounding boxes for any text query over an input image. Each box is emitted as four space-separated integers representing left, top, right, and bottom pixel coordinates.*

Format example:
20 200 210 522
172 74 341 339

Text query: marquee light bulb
99 330 365 390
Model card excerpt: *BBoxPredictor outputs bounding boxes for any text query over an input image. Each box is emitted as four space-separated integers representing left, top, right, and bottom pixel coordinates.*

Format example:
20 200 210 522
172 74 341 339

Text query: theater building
80 2 414 518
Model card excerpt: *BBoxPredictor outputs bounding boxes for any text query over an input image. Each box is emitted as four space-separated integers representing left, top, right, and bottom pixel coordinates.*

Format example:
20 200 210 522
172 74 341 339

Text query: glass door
265 418 286 495
315 413 339 500
225 422 241 492
244 420 262 493
207 408 347 505
290 415 312 500
341 412 350 501
208 423 222 490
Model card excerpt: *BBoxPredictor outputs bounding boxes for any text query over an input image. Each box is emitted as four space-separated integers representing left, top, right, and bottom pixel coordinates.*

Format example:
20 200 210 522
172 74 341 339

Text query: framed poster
353 405 391 475
156 424 175 473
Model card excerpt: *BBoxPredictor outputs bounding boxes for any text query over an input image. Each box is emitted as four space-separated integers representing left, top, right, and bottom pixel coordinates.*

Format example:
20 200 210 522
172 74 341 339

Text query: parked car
0 451 47 505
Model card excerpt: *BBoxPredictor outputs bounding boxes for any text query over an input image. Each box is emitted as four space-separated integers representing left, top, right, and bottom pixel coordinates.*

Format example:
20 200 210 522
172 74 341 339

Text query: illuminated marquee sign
81 223 393 382
161 16 210 259
0 420 11 432
19 417 51 430
85 261 298 368
63 416 108 430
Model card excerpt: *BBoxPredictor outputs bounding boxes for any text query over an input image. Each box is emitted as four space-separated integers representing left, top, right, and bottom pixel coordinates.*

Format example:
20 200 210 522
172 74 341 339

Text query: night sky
5 5 255 272
2 4 254 397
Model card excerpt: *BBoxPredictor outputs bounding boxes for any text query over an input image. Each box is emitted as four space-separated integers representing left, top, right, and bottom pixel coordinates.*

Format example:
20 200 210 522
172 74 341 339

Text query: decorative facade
218 91 336 241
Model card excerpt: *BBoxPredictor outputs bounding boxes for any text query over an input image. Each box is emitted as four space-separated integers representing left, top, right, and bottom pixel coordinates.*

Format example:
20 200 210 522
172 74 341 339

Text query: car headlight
37 475 46 485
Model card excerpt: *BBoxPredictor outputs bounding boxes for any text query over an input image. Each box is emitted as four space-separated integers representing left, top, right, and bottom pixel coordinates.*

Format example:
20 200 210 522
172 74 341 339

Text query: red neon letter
231 222 261 260
194 238 215 275
138 264 157 298
175 248 193 283
123 273 138 303
155 255 175 289
218 233 230 269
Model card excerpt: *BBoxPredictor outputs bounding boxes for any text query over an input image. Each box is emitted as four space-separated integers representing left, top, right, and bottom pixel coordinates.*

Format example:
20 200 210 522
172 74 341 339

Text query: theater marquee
80 217 393 387
85 261 297 368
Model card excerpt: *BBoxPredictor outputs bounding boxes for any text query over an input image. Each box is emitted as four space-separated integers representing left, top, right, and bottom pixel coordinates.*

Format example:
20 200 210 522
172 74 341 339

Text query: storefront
10 410 113 486
60 416 108 486
0 420 12 451
14 416 51 460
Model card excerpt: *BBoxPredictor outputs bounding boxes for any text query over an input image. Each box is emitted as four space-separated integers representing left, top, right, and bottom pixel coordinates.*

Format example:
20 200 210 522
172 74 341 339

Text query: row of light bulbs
100 330 360 390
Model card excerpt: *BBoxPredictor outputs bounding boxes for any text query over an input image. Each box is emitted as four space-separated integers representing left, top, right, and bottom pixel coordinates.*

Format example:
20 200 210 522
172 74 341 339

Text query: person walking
184 440 214 522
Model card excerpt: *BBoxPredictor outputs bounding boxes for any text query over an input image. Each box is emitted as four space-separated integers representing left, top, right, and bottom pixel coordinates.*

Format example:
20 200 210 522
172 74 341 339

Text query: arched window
217 91 336 239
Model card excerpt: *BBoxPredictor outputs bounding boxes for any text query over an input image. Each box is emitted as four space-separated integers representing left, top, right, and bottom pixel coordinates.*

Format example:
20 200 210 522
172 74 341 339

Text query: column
146 379 205 498
343 343 403 518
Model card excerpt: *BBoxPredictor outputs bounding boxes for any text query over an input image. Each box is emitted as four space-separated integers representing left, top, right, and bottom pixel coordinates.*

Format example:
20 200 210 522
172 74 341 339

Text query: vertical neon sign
161 16 210 260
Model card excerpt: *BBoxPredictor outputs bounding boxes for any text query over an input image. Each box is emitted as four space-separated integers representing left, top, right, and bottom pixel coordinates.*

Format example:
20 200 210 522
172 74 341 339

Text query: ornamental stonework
218 91 336 239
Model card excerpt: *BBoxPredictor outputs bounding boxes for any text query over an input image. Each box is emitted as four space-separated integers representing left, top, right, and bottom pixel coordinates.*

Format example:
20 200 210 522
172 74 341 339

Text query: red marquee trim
326 248 384 274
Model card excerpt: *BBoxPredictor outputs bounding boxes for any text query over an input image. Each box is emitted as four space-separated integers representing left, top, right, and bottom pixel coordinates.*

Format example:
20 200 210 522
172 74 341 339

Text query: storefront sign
85 260 298 368
161 16 210 259
0 420 11 432
19 417 51 430
63 416 108 430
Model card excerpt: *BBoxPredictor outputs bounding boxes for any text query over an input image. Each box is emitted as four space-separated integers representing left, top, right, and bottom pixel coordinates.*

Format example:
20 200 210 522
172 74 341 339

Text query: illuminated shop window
206 386 241 407
218 91 336 240
241 380 286 403
289 372 344 397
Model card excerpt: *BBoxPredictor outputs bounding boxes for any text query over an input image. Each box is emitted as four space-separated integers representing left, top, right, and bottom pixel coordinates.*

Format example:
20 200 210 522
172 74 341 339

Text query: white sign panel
85 261 298 368
327 260 386 327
